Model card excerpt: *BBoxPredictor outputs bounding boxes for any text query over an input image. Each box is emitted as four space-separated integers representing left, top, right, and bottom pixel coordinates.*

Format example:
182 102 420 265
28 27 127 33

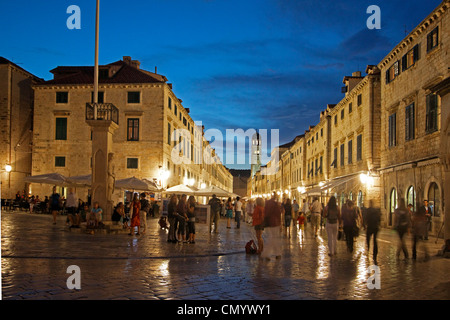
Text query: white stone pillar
86 119 118 221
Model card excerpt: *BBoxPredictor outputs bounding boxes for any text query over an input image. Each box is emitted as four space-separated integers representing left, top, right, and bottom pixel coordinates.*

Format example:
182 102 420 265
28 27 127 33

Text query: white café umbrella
66 174 92 187
24 173 71 187
195 185 232 197
115 177 159 192
164 184 198 195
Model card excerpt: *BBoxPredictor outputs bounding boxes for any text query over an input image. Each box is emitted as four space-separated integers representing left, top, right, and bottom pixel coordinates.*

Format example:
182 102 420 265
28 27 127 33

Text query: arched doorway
406 185 416 212
389 188 397 226
357 190 364 208
427 182 440 217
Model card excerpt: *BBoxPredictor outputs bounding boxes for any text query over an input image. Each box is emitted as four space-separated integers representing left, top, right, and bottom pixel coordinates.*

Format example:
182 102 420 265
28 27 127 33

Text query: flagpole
93 0 100 114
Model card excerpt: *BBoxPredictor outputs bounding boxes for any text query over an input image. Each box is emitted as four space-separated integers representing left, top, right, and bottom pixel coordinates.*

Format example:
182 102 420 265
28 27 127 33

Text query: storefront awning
321 174 359 191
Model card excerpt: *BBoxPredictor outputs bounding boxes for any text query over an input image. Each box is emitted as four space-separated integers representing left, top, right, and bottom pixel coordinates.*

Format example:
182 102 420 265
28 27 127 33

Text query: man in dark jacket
208 194 222 233
418 200 432 240
364 200 381 263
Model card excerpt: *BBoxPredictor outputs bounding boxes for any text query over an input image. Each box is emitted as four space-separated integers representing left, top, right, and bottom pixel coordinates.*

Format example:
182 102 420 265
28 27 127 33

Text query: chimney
122 56 140 69
352 71 362 77
155 66 157 74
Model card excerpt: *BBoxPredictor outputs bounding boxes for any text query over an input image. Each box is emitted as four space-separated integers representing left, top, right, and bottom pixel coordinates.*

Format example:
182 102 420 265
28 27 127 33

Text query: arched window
389 188 397 226
427 182 440 217
349 191 353 201
406 186 416 212
357 190 364 208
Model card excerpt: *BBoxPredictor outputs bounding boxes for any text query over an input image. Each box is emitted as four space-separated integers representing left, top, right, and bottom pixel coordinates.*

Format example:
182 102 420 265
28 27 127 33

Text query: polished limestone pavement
1 210 449 300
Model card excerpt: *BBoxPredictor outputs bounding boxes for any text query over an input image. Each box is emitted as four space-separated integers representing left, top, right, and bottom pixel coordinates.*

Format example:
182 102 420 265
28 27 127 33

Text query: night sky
0 0 442 169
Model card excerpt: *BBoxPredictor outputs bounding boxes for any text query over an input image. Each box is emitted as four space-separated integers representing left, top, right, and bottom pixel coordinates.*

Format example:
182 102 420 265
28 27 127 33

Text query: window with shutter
389 113 396 147
426 94 438 133
356 135 362 161
427 27 439 52
405 103 415 141
348 140 353 164
55 118 67 140
127 118 140 141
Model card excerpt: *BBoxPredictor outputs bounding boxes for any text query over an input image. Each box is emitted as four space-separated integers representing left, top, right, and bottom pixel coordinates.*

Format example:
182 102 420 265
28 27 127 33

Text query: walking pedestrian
139 193 150 234
412 202 430 260
297 212 306 239
418 200 432 240
246 199 254 224
341 200 358 253
261 193 282 260
187 195 196 243
49 186 61 225
394 198 410 259
208 194 221 233
66 188 80 228
364 200 381 263
226 197 233 229
283 198 293 238
252 197 265 254
324 196 341 256
177 194 188 243
234 197 242 229
129 193 141 236
292 199 300 226
301 199 310 224
167 194 179 243
310 197 322 237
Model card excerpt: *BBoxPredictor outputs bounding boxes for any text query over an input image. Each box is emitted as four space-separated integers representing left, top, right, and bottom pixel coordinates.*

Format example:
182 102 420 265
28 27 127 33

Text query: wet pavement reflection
1 211 449 300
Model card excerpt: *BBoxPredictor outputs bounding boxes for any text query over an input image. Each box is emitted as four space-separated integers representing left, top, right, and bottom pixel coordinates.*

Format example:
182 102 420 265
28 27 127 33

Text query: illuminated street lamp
5 165 12 173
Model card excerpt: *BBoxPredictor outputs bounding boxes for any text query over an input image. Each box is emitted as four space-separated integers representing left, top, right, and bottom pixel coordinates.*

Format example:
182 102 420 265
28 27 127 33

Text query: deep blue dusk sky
0 0 443 169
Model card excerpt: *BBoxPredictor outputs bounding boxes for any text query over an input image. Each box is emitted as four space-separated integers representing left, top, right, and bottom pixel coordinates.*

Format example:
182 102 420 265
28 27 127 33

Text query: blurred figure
394 198 410 259
187 196 196 244
341 200 358 253
225 197 233 229
140 193 150 234
252 197 265 254
310 197 322 237
283 198 293 238
129 193 141 236
246 199 254 224
364 200 381 263
167 194 179 243
261 193 282 261
208 194 222 233
324 196 341 256
418 200 432 240
412 202 430 260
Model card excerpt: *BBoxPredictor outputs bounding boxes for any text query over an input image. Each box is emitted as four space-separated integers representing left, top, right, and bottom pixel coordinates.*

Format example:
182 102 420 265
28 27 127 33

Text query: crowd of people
244 193 434 263
6 187 438 261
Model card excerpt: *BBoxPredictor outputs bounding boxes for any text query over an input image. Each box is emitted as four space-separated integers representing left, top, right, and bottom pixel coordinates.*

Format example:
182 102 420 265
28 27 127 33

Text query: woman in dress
252 197 265 254
129 193 141 236
226 197 233 229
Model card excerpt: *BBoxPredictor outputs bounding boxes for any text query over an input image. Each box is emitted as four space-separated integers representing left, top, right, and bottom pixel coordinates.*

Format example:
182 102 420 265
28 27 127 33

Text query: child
159 216 169 230
297 212 306 239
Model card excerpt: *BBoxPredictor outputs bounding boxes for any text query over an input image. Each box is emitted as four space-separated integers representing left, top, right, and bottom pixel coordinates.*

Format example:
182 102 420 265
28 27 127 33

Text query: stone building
324 66 382 211
378 0 449 234
31 56 232 200
248 1 449 239
0 57 42 199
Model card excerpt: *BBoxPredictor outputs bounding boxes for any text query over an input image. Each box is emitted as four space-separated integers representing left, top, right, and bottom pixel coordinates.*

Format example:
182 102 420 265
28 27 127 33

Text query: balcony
86 103 119 125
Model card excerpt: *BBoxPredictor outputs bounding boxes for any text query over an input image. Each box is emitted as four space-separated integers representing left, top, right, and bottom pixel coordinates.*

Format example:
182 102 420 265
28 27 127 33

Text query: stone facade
248 1 449 238
378 0 450 233
31 57 232 201
0 58 42 199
